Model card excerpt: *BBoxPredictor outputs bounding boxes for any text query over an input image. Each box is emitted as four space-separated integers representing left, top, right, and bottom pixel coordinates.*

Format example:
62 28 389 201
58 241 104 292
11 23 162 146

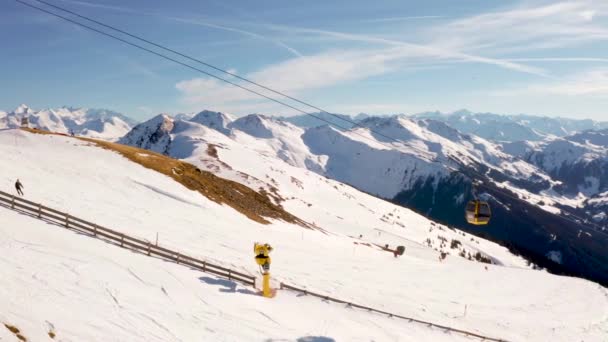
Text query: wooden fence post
93 224 97 236
37 204 42 218
147 242 151 256
65 213 69 228
11 196 15 209
120 234 124 247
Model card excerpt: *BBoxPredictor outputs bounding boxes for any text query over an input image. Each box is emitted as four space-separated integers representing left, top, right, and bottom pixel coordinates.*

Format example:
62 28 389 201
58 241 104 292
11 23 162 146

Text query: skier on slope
15 179 24 196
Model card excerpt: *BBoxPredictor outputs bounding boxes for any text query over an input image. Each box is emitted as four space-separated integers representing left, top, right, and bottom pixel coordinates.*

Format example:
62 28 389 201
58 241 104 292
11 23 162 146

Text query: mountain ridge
118 108 608 286
0 104 137 141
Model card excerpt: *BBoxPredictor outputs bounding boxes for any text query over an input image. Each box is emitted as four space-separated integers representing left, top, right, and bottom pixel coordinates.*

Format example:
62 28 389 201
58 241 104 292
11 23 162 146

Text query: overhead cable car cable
449 155 607 232
29 0 400 142
19 0 606 234
463 165 608 236
17 0 442 164
17 0 606 234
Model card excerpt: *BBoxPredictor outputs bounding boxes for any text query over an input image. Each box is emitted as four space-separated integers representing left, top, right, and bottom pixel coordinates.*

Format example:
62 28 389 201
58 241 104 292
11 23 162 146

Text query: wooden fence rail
280 283 509 342
1 189 510 340
0 190 256 287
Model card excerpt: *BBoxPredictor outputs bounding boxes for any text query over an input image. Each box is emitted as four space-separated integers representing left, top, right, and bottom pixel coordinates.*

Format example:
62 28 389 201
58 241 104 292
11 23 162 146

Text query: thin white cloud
52 0 608 118
508 57 608 63
260 24 547 76
54 0 556 82
362 16 445 23
174 40 547 116
58 0 140 14
430 1 608 54
175 49 399 113
580 10 597 21
168 17 302 57
532 69 608 96
58 0 302 57
492 68 608 97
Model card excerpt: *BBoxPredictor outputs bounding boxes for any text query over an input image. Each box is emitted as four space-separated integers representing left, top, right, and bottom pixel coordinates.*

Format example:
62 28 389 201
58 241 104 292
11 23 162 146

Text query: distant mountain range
118 108 608 286
8 104 608 284
282 109 608 142
0 104 137 141
409 109 608 142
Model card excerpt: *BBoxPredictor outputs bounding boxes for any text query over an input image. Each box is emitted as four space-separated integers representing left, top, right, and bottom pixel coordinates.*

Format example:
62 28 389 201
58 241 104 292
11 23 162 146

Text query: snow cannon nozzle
254 242 273 271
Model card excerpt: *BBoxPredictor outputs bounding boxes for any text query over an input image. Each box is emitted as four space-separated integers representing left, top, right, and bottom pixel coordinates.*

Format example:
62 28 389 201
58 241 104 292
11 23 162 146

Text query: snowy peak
412 110 545 142
417 118 471 143
358 115 419 142
411 110 608 142
230 113 302 139
280 112 358 129
118 114 174 154
358 115 468 144
567 129 608 148
511 134 608 196
0 104 136 141
357 116 475 159
14 104 32 114
230 114 271 138
151 113 175 132
83 108 138 127
189 110 233 135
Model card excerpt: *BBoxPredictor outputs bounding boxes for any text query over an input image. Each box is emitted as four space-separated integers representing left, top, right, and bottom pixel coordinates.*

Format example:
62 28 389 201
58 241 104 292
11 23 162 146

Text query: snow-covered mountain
501 129 608 226
411 109 608 142
0 104 137 141
280 112 360 129
119 114 174 154
189 109 233 135
3 100 608 340
8 128 608 341
120 110 608 287
282 109 608 228
505 137 607 193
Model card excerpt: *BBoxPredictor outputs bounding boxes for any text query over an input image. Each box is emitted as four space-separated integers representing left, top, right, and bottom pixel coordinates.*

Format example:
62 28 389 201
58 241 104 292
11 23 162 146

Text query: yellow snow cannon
254 242 273 298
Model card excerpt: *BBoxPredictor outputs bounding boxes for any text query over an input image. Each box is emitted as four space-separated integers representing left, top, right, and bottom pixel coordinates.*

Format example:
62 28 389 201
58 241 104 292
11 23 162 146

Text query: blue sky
3 0 608 120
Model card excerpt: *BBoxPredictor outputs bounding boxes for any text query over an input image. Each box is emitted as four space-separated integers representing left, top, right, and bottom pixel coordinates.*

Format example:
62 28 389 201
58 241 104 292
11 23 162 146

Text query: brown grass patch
4 324 20 334
3 324 27 341
22 128 311 228
353 241 372 247
48 331 56 339
206 144 219 158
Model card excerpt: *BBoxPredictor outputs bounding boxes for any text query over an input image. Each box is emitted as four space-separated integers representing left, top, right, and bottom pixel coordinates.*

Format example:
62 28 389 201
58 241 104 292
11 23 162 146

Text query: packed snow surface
0 129 607 341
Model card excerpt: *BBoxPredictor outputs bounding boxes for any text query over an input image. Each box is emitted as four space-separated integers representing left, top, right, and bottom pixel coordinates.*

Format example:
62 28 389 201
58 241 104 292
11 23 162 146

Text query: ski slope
1 129 607 341
2 209 466 342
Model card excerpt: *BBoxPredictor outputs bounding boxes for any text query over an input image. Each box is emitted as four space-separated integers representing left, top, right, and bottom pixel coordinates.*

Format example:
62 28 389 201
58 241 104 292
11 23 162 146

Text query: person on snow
15 179 24 196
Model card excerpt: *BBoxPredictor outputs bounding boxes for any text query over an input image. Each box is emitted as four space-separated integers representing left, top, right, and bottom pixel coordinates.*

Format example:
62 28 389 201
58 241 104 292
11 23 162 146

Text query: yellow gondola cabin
465 200 491 225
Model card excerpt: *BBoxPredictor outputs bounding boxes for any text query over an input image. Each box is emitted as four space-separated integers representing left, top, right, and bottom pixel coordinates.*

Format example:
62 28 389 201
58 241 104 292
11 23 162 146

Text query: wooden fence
280 282 508 342
1 189 509 340
0 190 256 287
